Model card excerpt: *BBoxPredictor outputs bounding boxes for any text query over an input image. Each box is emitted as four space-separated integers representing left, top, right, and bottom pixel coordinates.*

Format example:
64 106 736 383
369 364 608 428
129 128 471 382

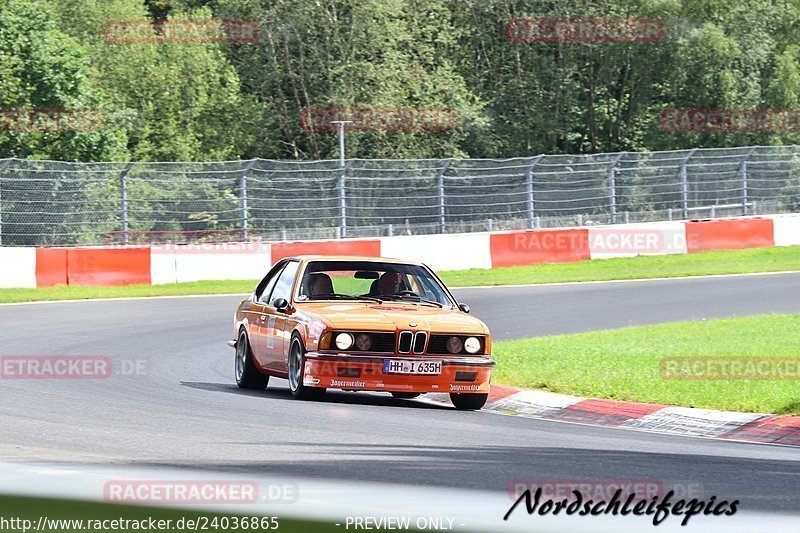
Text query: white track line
453 269 800 290
0 292 249 307
2 269 799 307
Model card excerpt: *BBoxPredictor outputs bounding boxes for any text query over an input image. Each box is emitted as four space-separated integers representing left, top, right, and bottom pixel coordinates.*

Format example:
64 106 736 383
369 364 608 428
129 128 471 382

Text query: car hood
295 301 489 334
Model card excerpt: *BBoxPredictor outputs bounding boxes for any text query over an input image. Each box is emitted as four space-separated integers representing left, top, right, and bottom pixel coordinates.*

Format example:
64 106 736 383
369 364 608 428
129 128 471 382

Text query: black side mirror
272 298 291 312
458 303 470 314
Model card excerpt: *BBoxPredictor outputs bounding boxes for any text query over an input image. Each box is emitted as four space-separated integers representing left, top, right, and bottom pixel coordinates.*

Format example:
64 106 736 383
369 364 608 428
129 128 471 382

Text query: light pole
331 120 352 236
331 120 352 166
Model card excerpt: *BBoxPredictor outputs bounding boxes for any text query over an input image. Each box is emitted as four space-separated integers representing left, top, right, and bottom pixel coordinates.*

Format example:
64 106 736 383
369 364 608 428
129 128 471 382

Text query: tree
47 0 268 161
0 0 126 160
211 0 488 159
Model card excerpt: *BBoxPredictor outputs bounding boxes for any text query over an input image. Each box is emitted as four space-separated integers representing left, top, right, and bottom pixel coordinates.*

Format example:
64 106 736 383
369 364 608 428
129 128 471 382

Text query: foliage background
1 0 800 161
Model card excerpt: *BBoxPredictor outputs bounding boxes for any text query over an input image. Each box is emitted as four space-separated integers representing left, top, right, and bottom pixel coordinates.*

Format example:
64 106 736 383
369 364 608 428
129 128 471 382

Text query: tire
450 392 488 410
287 335 325 400
391 392 421 399
235 329 269 390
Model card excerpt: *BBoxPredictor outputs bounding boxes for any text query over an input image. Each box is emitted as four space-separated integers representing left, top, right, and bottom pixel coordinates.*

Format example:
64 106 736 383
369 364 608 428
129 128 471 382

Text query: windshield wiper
307 293 383 303
379 294 444 308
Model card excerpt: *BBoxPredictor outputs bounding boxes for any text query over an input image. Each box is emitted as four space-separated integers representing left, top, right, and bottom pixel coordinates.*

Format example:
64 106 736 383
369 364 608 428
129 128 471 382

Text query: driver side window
254 262 286 303
268 261 300 305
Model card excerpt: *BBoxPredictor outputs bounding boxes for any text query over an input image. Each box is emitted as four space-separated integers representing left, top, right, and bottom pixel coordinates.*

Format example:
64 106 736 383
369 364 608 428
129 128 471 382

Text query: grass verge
0 280 255 304
0 245 798 304
492 314 800 415
440 245 800 286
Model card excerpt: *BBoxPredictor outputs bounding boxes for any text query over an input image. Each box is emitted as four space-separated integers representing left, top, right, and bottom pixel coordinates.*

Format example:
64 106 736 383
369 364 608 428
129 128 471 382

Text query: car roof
290 255 425 266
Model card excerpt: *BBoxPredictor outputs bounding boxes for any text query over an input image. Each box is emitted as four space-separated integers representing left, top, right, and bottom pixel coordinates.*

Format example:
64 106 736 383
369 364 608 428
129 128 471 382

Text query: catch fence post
239 159 257 241
436 159 453 233
526 155 543 229
119 160 136 245
338 160 353 237
739 147 757 215
608 152 625 224
0 158 13 246
680 149 697 219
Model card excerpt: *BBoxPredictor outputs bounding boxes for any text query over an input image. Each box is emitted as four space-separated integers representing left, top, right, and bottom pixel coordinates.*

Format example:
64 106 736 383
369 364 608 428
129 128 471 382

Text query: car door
248 261 287 367
260 260 300 373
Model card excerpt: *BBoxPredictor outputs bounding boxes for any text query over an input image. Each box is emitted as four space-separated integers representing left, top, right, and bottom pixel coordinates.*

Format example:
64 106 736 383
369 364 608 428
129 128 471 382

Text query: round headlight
464 337 481 354
335 333 354 351
355 333 373 351
446 336 464 354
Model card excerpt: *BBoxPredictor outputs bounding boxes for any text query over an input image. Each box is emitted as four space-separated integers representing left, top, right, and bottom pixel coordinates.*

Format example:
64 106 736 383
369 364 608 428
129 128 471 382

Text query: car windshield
296 260 453 307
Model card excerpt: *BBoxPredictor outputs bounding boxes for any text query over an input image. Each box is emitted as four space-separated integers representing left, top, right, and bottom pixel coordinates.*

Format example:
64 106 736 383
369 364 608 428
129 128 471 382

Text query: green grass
492 314 800 415
439 245 800 286
0 280 256 303
1 245 798 304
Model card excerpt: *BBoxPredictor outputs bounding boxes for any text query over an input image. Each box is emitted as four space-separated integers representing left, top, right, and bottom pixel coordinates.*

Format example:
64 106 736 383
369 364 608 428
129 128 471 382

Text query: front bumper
302 352 495 394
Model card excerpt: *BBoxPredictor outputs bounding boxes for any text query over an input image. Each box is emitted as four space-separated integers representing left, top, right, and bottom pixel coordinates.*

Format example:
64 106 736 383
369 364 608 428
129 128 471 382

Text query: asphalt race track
1 272 800 517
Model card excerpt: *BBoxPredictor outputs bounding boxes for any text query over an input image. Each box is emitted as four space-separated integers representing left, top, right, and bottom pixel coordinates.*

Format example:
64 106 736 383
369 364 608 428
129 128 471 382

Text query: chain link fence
1 145 799 246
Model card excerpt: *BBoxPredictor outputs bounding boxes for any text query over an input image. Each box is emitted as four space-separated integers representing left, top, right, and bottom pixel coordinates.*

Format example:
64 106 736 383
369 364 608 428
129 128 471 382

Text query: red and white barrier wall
2 214 798 288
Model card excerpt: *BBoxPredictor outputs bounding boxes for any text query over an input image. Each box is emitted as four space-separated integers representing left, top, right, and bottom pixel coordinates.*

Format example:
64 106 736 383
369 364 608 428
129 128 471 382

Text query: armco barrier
490 228 590 268
771 214 800 246
150 244 272 285
66 248 151 286
685 217 774 253
2 215 798 289
0 247 37 288
35 247 151 287
172 252 271 284
35 248 67 287
587 221 688 260
270 239 381 263
380 233 491 271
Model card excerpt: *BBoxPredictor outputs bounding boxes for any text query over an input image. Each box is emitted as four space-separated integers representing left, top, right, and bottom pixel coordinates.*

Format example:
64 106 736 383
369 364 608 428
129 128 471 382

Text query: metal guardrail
0 145 798 246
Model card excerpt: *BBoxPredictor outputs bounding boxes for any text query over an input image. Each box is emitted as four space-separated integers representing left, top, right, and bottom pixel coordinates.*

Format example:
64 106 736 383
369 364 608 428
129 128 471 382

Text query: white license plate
383 359 442 375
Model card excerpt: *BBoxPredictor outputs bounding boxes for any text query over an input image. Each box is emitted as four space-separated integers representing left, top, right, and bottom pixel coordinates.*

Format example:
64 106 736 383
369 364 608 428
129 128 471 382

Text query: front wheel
287 336 325 400
235 330 269 390
450 392 488 410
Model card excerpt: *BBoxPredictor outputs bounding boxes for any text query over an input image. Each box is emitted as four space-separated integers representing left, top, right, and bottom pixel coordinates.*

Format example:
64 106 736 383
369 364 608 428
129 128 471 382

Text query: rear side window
267 261 299 304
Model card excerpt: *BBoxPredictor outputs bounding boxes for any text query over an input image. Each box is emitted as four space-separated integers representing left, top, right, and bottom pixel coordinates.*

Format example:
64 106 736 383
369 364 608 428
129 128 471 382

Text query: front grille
398 331 413 353
328 331 395 353
428 335 485 355
413 332 427 354
398 331 427 354
367 333 396 353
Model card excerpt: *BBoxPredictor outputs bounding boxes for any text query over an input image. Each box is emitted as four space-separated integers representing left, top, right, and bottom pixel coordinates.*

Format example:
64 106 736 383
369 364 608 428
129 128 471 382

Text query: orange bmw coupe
229 256 495 410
